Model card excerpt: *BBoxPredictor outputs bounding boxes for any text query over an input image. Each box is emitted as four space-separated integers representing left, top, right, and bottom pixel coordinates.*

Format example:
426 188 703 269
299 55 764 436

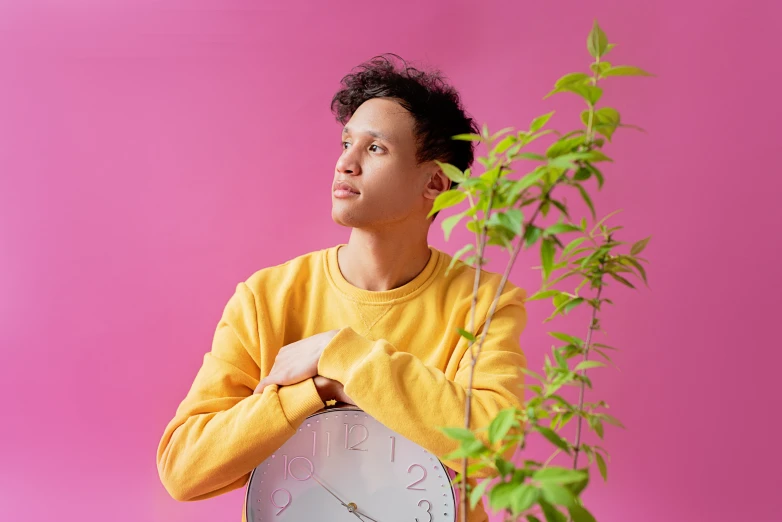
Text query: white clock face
246 406 457 522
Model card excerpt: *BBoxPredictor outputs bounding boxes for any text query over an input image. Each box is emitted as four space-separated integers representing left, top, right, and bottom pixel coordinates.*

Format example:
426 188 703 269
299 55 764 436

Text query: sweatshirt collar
325 243 442 304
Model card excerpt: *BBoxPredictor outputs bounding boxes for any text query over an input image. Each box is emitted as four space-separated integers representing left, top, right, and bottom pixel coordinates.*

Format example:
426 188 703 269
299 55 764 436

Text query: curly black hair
330 53 479 220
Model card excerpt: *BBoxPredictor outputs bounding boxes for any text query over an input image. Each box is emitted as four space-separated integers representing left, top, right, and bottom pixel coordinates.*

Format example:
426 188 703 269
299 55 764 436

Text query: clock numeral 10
343 423 368 451
282 455 314 481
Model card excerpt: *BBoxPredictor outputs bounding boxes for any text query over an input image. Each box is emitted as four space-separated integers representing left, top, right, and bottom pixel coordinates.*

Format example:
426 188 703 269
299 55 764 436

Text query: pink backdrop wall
1 1 779 521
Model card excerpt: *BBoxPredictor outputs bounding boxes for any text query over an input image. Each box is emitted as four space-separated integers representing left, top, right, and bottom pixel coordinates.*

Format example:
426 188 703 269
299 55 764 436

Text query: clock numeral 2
343 423 368 451
406 463 427 490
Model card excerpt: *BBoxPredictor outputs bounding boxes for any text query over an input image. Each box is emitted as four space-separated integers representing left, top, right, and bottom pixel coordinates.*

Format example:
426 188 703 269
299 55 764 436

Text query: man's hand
254 330 340 394
313 376 356 405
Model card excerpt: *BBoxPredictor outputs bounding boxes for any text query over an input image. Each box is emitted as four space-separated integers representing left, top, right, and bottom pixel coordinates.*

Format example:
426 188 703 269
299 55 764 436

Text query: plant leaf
541 483 575 507
630 236 651 255
488 408 518 445
530 111 556 132
428 190 466 218
452 133 483 141
441 426 477 442
435 160 466 183
470 478 491 509
603 65 654 77
457 327 476 342
511 485 539 515
568 505 598 522
533 467 586 484
595 452 608 481
586 20 608 59
534 427 571 454
441 212 466 241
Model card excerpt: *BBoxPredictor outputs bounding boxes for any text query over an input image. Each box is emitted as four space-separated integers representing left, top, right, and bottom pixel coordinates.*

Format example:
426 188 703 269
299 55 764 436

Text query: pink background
1 1 779 521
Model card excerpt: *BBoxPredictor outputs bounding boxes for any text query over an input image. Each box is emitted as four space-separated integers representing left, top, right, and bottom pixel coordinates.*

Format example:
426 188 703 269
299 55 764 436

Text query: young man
156 53 529 522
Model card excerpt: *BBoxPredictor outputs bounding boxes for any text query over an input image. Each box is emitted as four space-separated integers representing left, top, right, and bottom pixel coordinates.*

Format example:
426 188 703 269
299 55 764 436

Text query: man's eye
341 141 383 153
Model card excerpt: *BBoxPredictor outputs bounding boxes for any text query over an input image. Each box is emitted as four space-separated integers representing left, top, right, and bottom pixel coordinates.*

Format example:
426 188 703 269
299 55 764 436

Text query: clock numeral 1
389 436 395 462
326 431 330 457
312 431 316 457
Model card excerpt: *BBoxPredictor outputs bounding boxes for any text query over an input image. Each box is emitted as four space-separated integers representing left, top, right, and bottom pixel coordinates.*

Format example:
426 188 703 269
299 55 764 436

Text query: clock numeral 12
343 423 368 451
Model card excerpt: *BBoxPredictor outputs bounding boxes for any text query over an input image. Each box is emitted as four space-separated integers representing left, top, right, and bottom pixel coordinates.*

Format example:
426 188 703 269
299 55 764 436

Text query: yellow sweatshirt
156 244 528 522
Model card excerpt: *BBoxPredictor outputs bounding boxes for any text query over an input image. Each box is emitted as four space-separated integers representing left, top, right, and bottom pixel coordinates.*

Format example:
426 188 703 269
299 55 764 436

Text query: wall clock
245 404 458 521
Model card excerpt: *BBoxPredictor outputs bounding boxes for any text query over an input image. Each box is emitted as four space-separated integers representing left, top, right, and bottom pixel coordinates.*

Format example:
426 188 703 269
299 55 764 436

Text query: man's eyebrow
342 126 394 143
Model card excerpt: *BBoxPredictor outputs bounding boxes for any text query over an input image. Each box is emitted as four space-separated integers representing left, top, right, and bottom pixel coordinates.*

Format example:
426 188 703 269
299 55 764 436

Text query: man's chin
331 209 360 228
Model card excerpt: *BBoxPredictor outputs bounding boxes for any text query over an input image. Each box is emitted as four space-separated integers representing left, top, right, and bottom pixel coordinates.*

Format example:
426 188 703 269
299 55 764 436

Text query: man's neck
337 228 432 292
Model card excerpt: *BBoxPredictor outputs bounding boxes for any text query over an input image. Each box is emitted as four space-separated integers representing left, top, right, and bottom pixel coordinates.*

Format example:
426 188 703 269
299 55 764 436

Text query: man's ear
423 167 451 201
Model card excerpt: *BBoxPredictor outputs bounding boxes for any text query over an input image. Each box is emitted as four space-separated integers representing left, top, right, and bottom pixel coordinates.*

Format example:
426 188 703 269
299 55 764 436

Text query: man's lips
333 181 360 195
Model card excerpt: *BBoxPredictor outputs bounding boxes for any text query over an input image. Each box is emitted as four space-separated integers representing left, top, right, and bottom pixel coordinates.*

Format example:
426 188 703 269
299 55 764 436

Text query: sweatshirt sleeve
317 285 528 477
156 282 325 502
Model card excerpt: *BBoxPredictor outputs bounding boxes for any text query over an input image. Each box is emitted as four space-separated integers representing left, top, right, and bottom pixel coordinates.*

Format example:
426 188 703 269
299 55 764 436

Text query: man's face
332 97 438 229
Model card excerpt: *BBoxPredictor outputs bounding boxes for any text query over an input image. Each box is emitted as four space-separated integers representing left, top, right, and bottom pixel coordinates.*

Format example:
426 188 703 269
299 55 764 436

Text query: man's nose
336 151 360 175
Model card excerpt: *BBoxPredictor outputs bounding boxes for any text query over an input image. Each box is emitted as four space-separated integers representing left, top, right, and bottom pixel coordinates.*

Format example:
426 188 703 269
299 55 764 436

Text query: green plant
432 20 654 522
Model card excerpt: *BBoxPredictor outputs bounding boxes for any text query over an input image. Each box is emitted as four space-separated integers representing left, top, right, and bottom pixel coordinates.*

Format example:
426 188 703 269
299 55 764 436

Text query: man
156 53 529 522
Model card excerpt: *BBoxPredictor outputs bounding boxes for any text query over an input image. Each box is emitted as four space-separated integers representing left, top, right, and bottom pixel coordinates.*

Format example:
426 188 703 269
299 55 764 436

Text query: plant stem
460 178 558 522
571 261 605 470
461 177 497 522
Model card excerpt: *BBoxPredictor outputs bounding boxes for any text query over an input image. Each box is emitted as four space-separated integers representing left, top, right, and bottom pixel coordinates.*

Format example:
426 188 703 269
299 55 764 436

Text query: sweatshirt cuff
317 326 377 385
277 377 325 428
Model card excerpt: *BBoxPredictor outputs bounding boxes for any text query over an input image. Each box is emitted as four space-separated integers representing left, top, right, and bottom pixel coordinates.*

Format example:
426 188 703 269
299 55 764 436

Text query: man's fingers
254 377 273 394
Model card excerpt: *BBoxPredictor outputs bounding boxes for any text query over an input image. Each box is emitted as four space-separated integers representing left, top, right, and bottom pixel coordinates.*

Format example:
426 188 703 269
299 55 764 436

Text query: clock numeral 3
406 463 427 490
415 499 433 522
343 423 369 451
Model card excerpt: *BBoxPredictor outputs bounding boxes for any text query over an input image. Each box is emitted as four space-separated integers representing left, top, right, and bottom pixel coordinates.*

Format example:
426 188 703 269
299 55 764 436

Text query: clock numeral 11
310 431 331 457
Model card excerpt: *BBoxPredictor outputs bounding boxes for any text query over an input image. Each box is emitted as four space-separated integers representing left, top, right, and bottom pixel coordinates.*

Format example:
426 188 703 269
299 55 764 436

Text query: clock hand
309 473 381 522
308 472 350 509
292 461 380 522
352 509 381 522
309 473 380 522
